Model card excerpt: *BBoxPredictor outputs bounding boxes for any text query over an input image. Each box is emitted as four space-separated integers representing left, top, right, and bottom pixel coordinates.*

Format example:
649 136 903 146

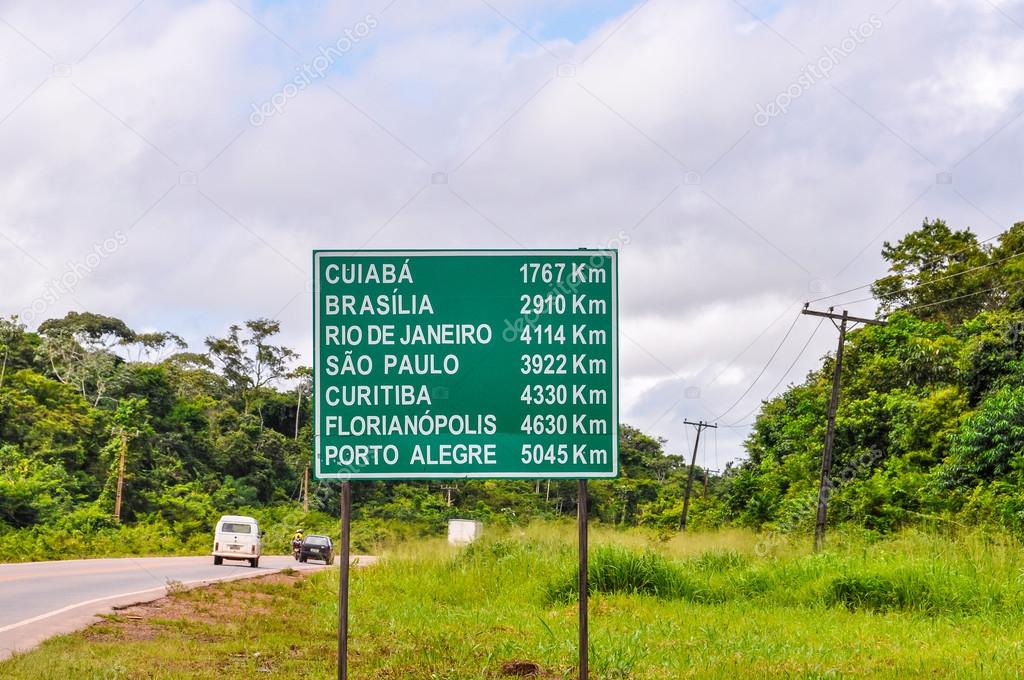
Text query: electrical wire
706 297 805 388
713 425 718 475
702 422 708 472
898 276 1024 315
726 278 1024 431
696 234 1019 454
726 316 825 427
827 277 1024 318
806 231 1005 305
831 248 1024 309
681 422 690 464
714 312 802 421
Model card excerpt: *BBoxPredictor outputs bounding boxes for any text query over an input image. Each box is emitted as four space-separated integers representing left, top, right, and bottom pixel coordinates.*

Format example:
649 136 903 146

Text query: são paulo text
324 323 492 346
323 413 497 436
325 353 459 376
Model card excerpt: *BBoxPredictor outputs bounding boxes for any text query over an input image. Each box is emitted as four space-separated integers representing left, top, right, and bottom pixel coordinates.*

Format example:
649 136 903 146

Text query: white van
212 515 263 567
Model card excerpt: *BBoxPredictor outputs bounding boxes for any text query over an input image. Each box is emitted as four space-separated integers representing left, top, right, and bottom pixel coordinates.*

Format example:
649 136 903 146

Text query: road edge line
0 565 305 634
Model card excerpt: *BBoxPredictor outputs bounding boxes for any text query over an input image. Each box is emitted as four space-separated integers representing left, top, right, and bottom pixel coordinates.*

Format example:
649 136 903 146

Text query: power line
700 244 1019 446
702 423 708 467
681 422 690 462
714 312 801 421
725 276 1023 466
829 277 1024 319
706 297 804 387
702 427 709 498
726 316 825 427
805 281 873 306
723 278 1024 431
713 426 718 473
650 298 803 434
832 248 1024 309
807 230 1005 305
897 276 1024 315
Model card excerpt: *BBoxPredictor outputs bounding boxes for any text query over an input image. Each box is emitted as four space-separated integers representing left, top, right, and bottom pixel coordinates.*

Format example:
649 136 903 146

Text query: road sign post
578 479 588 679
313 250 618 678
338 481 350 680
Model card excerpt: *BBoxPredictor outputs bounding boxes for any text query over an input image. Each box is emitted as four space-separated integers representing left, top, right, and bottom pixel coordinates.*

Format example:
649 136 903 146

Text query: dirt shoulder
0 568 339 679
91 570 305 643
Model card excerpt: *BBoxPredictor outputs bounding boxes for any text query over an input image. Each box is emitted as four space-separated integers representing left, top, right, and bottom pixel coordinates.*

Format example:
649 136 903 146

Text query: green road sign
313 250 618 480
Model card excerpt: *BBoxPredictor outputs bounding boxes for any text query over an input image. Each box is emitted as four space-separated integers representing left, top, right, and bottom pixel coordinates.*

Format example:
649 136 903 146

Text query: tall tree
37 312 137 406
123 332 187 362
871 219 995 323
289 366 313 439
205 319 296 421
0 316 26 391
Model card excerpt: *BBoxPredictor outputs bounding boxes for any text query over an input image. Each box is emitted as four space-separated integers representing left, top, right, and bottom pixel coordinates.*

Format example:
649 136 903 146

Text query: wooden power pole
113 428 127 523
303 464 310 513
802 306 885 551
441 484 456 507
679 420 717 532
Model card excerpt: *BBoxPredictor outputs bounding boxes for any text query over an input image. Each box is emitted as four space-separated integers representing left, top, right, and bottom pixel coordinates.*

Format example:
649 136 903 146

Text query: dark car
299 535 333 564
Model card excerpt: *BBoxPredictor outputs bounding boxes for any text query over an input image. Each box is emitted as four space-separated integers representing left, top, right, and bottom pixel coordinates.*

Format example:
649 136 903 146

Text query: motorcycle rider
291 529 305 559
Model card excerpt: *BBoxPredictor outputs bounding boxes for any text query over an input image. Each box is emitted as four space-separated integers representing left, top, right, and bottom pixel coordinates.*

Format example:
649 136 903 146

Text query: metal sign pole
339 481 351 680
578 479 588 680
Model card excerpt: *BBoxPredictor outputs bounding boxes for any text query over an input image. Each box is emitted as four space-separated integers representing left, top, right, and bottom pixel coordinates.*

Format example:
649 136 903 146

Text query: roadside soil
83 570 305 645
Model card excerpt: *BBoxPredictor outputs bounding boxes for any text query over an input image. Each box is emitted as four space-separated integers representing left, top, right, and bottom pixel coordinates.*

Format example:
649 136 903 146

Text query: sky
2 0 1023 470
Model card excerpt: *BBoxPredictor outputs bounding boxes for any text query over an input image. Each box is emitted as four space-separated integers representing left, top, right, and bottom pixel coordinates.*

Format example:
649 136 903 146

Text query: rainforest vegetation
3 218 1024 560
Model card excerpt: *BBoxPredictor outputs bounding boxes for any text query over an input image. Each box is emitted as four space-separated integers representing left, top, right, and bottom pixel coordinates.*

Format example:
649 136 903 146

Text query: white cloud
1 0 1023 463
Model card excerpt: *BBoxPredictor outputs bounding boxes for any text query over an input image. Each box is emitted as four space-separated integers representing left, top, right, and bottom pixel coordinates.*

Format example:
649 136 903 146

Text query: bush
824 567 1001 614
546 546 698 603
459 537 523 564
689 549 748 572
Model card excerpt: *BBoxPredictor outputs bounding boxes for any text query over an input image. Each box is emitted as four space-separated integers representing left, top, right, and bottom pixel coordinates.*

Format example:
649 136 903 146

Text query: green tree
36 312 138 407
205 319 296 420
940 384 1024 489
871 219 995 323
0 316 27 391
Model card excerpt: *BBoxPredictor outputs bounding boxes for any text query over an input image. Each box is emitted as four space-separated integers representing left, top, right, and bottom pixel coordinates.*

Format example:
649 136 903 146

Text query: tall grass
495 522 1024 617
546 546 700 602
7 523 1024 678
352 525 1024 675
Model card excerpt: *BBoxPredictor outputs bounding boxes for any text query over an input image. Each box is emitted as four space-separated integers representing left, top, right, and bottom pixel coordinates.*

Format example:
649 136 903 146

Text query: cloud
1 0 1023 463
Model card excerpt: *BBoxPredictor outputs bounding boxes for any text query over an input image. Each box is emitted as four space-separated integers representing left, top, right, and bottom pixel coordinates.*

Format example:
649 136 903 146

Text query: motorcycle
292 539 302 560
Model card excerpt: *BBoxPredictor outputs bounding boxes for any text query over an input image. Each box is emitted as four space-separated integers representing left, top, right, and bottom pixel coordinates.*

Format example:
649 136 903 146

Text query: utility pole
302 464 310 513
113 428 127 523
441 484 456 507
802 306 885 551
679 420 717 532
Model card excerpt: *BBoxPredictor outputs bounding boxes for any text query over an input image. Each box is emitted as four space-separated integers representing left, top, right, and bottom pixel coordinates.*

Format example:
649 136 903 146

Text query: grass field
5 524 1024 678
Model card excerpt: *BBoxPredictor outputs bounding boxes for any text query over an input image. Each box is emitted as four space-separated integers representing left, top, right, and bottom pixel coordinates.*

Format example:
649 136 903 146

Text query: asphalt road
0 554 365 661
